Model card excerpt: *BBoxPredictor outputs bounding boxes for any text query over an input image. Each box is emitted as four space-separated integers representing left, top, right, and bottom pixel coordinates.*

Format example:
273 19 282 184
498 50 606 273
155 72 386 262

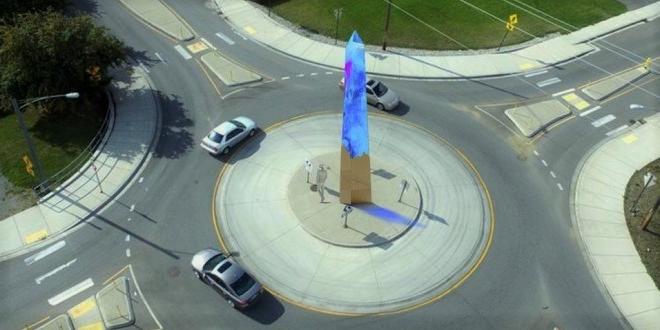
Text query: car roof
191 248 223 271
213 121 238 135
212 258 246 284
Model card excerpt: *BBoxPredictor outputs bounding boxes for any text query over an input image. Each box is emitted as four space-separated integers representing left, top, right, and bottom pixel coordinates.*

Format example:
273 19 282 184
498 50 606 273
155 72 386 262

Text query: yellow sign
506 13 518 31
22 155 35 177
643 57 652 69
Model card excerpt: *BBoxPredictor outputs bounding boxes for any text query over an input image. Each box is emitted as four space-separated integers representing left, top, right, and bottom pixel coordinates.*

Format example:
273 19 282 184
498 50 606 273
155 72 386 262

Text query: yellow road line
103 264 130 285
244 26 257 34
68 298 96 319
24 229 48 244
23 316 49 330
578 56 660 90
211 112 496 316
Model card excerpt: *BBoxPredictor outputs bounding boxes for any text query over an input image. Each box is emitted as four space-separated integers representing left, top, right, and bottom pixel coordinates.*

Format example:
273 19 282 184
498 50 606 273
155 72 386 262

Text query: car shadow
213 131 266 164
239 291 285 325
386 101 410 116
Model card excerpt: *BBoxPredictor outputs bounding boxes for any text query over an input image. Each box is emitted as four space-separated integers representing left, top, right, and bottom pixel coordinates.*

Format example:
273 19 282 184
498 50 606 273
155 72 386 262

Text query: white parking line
551 88 574 97
127 217 132 222
541 159 548 167
310 72 318 76
606 125 629 136
533 150 539 157
579 106 602 117
35 259 77 284
325 71 334 75
524 70 548 78
25 241 65 266
47 278 94 306
174 45 192 60
591 114 616 127
550 171 556 178
215 32 235 45
126 248 131 258
557 183 564 191
537 77 561 88
138 177 144 183
281 76 290 80
125 235 131 242
296 74 305 77
130 204 135 212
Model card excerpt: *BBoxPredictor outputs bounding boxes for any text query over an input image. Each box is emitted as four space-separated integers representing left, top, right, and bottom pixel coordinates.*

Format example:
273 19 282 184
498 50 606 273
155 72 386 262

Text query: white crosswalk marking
215 32 235 45
537 77 561 88
591 114 616 127
174 45 192 60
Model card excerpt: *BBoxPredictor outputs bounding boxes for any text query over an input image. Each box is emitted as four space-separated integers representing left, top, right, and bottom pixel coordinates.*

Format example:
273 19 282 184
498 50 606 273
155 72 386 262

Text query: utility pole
382 0 393 50
333 8 343 45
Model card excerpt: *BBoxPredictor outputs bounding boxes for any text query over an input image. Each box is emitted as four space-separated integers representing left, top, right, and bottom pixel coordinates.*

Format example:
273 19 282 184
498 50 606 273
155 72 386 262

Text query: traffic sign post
497 14 518 51
398 179 408 202
629 172 656 215
342 205 353 228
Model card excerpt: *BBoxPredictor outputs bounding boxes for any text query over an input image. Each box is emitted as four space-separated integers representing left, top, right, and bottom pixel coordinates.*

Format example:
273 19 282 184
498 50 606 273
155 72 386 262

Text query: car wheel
222 147 230 155
376 103 385 111
249 129 256 137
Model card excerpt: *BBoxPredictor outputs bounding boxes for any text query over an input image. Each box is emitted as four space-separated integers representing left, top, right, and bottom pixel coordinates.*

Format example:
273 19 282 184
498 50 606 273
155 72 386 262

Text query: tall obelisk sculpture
340 31 371 204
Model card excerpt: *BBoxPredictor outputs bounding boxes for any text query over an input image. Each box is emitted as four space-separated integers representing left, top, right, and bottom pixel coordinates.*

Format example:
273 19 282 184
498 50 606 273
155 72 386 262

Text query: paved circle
214 113 493 314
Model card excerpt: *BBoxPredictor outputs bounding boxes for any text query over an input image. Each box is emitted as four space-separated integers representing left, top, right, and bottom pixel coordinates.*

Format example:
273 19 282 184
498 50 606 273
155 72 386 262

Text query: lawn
264 0 626 50
624 158 660 289
0 93 107 190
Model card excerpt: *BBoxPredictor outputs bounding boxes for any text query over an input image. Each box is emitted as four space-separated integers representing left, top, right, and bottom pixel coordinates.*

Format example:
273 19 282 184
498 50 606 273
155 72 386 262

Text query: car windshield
372 82 388 97
229 120 246 129
203 254 226 271
208 131 224 143
230 273 256 296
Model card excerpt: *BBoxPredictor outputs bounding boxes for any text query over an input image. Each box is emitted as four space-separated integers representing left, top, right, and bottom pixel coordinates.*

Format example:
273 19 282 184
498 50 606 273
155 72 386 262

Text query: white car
201 116 257 155
339 77 400 111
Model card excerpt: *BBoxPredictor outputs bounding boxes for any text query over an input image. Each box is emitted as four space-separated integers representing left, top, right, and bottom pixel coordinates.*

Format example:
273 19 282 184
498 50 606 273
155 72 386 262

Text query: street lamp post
10 92 79 192
382 0 393 50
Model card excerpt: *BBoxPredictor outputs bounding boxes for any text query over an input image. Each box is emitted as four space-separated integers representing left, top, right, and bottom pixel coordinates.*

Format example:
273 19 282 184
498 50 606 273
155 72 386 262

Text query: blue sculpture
340 31 371 204
342 31 369 158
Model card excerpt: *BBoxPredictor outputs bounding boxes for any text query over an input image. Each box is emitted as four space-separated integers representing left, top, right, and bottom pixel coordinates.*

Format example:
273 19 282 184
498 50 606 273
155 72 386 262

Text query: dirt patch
0 175 37 219
623 158 660 289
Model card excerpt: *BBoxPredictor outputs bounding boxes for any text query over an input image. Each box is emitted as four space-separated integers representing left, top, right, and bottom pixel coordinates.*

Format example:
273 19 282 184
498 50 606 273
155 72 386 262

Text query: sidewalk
217 0 660 79
0 66 159 260
572 113 660 329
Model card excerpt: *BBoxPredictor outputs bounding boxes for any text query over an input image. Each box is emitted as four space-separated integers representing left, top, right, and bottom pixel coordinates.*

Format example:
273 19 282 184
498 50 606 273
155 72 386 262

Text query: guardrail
33 89 115 197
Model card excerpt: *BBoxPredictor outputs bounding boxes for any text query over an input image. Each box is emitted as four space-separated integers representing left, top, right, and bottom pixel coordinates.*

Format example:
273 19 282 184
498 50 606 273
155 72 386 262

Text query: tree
0 0 69 23
0 10 125 103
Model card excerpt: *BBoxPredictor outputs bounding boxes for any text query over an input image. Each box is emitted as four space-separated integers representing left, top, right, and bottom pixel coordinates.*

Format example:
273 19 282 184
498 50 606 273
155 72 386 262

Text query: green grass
266 0 626 50
0 93 107 189
624 158 660 289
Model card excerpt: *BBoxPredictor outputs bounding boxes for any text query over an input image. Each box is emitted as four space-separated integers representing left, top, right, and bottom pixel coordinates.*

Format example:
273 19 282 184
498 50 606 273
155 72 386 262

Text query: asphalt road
1 0 658 329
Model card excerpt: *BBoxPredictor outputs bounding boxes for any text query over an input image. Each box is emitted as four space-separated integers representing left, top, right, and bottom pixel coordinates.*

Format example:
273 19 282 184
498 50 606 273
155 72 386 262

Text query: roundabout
213 112 494 314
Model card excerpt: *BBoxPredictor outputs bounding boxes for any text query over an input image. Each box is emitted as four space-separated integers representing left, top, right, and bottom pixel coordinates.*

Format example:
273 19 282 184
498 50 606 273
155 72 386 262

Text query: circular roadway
1 0 658 329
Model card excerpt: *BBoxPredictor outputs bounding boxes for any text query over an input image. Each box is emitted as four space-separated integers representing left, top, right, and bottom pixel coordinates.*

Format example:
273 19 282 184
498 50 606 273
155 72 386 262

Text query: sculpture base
340 149 372 204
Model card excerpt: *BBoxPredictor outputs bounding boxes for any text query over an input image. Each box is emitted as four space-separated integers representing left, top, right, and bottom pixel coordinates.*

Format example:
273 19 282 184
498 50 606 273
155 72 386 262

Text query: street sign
22 155 35 177
506 14 518 31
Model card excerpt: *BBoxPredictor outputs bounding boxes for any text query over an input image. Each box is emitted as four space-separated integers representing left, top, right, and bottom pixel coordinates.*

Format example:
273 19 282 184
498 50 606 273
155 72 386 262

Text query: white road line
606 125 629 136
537 77 561 88
47 278 94 306
281 76 290 80
551 88 574 97
550 171 556 178
25 241 66 266
579 106 602 117
125 235 131 242
533 150 539 157
541 159 548 167
137 60 150 73
215 32 235 45
310 72 318 76
524 70 548 78
231 29 247 40
173 45 192 60
126 248 131 258
155 52 166 63
591 114 616 127
127 217 132 222
200 38 217 51
138 177 144 183
36 259 77 284
129 265 163 329
325 71 333 75
130 204 135 212
557 183 564 191
296 74 305 77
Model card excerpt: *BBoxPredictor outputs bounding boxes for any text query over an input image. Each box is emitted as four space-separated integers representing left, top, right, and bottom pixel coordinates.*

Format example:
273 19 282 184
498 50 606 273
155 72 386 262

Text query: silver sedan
200 116 257 155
